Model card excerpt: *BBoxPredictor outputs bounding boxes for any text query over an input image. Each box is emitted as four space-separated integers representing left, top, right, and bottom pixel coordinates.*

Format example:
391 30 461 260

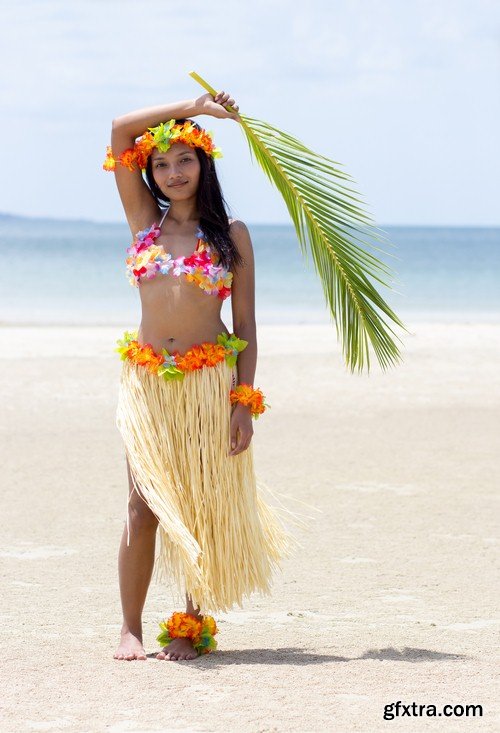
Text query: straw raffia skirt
116 349 307 614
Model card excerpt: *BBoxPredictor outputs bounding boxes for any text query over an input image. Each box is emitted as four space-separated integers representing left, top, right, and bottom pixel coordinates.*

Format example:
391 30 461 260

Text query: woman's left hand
228 403 254 456
196 91 241 121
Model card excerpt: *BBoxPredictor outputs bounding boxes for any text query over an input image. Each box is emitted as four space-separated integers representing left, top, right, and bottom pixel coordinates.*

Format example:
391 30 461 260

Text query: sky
0 0 499 226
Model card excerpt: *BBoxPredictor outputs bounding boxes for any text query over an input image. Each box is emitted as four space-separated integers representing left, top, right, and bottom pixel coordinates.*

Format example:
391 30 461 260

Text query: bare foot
156 636 199 661
114 630 147 661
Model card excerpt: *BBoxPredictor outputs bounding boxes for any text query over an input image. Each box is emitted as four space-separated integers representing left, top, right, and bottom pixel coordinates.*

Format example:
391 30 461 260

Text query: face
151 142 201 199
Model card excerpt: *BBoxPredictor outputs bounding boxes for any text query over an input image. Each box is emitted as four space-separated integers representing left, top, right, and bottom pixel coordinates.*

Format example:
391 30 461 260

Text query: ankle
121 622 143 638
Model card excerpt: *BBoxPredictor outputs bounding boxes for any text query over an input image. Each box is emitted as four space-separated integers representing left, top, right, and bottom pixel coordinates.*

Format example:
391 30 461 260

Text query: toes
157 644 198 661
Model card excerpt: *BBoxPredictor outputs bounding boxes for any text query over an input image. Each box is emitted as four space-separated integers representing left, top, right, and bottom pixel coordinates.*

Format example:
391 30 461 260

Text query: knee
128 496 159 532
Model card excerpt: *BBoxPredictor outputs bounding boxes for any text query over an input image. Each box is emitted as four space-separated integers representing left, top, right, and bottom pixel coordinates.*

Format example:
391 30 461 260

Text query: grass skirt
116 353 307 614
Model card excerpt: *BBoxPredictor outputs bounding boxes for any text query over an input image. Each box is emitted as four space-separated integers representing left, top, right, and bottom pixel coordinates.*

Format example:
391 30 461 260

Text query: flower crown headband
103 119 222 173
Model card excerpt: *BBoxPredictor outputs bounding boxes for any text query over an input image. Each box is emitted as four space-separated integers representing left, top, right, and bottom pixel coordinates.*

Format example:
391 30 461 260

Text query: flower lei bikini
106 117 269 655
126 209 233 299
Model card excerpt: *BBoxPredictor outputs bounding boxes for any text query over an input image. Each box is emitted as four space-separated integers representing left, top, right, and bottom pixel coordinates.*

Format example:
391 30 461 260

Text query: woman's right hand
195 91 241 121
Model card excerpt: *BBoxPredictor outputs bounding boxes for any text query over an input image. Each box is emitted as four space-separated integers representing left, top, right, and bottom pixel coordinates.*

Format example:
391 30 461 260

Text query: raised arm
110 98 203 236
108 92 239 237
112 98 202 139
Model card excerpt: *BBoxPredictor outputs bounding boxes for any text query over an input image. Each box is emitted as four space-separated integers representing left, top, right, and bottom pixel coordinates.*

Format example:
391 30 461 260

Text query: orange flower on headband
102 119 223 172
134 131 156 170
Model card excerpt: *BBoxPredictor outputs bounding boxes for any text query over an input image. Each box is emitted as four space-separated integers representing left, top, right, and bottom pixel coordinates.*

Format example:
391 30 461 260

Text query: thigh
125 454 159 524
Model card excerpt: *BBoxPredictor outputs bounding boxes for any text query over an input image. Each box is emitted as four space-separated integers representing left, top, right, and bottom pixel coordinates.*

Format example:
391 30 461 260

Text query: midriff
136 269 230 356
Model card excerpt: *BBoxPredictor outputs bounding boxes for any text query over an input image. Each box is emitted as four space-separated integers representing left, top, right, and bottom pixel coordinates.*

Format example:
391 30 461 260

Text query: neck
166 199 199 226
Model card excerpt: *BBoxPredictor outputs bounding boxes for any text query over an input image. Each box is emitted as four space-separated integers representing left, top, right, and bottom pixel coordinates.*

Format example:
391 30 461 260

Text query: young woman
104 90 299 662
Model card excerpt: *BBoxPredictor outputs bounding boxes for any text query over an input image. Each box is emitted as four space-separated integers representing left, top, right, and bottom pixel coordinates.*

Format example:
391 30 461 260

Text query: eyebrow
152 151 193 160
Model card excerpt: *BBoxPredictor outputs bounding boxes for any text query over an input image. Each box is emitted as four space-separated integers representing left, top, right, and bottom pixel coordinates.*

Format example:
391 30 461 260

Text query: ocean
1 216 499 327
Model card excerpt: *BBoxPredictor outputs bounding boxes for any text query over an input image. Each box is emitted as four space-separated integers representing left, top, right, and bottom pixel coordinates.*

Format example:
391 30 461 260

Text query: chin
166 186 190 195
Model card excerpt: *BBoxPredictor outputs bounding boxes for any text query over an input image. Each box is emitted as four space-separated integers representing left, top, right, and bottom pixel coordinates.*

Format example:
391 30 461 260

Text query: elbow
111 117 128 131
233 318 256 334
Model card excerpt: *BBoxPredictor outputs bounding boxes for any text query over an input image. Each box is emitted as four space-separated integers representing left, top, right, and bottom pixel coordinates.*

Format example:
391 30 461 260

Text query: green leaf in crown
150 120 176 152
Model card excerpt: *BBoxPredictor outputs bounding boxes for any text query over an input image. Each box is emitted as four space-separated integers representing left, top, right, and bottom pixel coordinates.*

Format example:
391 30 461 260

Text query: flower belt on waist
115 329 248 380
115 330 270 418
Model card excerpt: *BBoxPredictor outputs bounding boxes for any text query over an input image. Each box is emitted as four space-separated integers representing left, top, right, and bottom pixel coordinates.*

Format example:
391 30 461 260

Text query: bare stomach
136 275 230 356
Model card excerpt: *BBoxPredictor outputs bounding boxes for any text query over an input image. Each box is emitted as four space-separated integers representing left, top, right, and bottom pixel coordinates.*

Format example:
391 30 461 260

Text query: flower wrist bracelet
229 383 270 419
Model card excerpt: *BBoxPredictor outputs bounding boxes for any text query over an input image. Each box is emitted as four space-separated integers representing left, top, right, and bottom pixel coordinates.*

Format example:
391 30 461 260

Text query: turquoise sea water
1 216 499 326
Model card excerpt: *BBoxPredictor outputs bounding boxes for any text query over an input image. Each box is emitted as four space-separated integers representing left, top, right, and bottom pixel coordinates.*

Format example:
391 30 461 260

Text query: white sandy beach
1 320 499 733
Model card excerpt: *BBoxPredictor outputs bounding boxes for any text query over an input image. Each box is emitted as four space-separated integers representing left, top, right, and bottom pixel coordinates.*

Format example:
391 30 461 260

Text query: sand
1 320 499 733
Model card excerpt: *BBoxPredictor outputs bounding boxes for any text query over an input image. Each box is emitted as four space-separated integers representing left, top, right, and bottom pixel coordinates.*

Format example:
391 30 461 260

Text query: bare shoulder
228 217 249 233
228 219 254 259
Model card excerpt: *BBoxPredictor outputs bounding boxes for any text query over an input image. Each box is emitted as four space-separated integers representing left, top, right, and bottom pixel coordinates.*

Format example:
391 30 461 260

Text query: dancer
103 91 302 661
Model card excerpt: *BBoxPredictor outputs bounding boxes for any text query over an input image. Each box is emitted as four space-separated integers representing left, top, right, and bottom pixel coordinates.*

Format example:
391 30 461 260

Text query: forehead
151 142 194 160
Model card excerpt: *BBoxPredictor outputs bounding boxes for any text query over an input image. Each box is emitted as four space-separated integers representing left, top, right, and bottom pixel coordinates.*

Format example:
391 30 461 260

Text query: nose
168 162 182 174
169 170 184 183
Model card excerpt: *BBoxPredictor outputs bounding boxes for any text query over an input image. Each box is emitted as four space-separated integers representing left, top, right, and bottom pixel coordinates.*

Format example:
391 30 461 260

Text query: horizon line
0 212 499 229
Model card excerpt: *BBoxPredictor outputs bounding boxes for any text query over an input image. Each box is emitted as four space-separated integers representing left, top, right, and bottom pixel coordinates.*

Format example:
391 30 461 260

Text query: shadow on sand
146 646 468 665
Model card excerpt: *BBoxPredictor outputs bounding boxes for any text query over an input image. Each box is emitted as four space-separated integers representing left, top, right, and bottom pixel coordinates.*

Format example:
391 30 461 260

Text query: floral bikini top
125 208 233 300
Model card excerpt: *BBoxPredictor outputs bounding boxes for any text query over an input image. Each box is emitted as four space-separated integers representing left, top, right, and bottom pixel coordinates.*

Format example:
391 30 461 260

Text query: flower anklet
157 611 218 656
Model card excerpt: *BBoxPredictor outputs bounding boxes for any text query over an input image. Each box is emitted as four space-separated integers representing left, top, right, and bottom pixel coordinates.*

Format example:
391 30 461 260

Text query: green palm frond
190 71 409 373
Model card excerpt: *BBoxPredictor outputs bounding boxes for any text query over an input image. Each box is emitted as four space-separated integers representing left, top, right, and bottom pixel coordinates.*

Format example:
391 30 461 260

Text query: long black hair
144 118 244 271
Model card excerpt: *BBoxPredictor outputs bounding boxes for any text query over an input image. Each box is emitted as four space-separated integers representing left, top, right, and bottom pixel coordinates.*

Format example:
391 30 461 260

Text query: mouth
169 182 188 188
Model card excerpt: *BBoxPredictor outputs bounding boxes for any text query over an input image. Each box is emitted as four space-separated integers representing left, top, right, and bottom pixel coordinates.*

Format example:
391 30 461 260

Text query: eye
154 162 165 168
181 157 191 162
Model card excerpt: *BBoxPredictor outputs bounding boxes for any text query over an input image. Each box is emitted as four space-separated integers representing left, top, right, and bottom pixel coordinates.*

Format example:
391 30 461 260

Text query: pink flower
172 257 186 277
143 262 159 279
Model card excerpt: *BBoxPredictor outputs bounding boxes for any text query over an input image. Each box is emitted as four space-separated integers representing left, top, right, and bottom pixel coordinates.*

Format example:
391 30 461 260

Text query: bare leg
186 593 203 619
114 457 159 661
156 592 204 661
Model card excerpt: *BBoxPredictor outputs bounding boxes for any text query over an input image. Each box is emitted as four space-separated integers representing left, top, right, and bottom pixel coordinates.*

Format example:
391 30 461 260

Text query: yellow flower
203 615 218 636
102 146 116 171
